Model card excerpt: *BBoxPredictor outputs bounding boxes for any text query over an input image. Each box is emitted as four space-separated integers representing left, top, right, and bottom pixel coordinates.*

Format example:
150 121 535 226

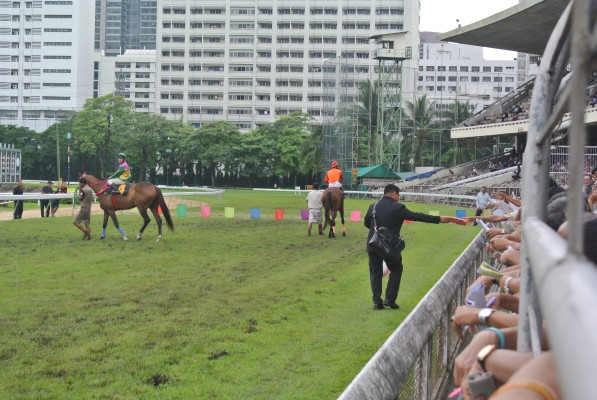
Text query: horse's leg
101 210 109 239
149 205 163 242
340 202 346 237
136 207 151 241
330 211 337 238
109 211 128 241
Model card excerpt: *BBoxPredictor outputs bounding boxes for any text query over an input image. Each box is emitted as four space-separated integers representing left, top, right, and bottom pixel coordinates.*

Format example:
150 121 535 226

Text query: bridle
82 173 108 195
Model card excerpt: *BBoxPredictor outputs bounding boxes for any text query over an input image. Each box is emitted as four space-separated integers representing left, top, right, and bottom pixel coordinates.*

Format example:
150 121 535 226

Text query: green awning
356 165 402 179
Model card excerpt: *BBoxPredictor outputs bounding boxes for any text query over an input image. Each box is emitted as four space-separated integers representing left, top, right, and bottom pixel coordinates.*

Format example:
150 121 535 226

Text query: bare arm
452 306 519 338
491 352 560 400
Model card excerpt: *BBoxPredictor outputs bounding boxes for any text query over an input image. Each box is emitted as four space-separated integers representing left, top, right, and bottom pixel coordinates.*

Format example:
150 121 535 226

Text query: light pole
166 149 172 186
66 131 72 186
56 133 60 182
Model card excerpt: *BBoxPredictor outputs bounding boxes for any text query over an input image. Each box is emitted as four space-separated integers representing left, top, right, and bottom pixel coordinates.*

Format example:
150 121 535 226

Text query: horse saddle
108 183 131 196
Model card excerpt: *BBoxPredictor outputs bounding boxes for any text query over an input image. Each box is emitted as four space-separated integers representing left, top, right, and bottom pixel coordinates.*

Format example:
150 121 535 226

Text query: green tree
184 121 241 186
441 100 475 165
0 124 40 178
41 114 78 181
256 112 311 186
402 95 437 168
124 113 171 182
238 129 272 187
73 93 134 177
355 80 379 163
166 121 197 186
301 124 323 178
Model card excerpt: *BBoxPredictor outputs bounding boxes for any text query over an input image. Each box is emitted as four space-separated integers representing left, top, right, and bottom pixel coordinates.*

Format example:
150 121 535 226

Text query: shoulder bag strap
372 202 379 232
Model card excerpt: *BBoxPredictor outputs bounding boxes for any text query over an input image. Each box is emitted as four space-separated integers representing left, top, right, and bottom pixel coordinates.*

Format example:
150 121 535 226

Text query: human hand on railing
486 293 519 313
499 248 520 266
460 361 485 400
453 328 501 385
487 237 519 252
466 276 494 297
452 306 482 339
486 227 506 238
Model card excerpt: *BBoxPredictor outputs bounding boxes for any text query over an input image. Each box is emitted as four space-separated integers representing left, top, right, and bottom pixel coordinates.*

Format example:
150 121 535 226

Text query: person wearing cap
325 161 343 189
73 177 93 240
50 180 67 217
107 152 131 194
40 180 53 217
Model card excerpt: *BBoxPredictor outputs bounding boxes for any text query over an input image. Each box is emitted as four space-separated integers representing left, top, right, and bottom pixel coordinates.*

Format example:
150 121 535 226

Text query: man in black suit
364 184 465 310
12 179 24 219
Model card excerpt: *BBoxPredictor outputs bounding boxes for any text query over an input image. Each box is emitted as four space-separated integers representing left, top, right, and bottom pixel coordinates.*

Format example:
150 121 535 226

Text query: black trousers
13 200 23 219
40 200 50 217
368 251 403 306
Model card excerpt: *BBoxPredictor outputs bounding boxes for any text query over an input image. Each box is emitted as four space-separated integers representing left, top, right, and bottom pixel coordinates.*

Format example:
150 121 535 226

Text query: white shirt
476 192 491 209
306 190 323 210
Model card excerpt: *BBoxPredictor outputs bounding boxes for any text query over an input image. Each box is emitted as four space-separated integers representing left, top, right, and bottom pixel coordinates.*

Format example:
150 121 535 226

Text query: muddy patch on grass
207 350 229 360
149 373 171 387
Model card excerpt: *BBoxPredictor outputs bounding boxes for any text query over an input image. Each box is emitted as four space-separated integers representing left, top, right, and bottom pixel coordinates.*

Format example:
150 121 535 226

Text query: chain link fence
339 232 487 400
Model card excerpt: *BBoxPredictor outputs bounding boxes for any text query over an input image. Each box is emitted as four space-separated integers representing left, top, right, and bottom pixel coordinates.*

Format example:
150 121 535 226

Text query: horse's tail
154 187 174 232
322 189 332 230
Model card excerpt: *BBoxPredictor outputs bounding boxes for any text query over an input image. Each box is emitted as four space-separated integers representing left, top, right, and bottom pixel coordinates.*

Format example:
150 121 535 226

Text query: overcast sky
419 0 520 60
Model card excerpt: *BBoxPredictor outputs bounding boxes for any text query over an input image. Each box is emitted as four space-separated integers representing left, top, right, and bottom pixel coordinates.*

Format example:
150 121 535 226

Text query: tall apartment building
418 32 517 114
156 0 420 130
94 49 157 112
0 0 94 131
94 0 158 56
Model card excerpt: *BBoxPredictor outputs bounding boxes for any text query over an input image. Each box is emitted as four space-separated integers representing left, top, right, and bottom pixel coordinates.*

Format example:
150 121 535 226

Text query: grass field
0 190 477 399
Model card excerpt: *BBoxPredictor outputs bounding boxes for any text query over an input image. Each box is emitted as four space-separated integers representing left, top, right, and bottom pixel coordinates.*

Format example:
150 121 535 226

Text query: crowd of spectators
448 176 597 399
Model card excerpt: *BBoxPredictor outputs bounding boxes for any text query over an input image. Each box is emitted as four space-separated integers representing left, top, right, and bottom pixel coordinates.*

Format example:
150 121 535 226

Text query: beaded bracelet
490 381 558 400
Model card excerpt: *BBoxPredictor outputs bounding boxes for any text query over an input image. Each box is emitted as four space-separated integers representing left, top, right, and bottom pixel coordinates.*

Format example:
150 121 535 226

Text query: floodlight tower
370 32 412 172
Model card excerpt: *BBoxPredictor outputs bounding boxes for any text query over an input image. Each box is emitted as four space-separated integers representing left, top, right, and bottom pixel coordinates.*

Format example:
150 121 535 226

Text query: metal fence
339 232 487 400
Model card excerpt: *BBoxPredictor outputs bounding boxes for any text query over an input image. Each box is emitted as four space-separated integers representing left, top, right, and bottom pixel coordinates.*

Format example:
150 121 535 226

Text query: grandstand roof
356 165 402 179
439 0 569 55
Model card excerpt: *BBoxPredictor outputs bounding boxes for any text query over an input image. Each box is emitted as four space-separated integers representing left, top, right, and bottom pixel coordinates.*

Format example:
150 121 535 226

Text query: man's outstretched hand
440 216 468 225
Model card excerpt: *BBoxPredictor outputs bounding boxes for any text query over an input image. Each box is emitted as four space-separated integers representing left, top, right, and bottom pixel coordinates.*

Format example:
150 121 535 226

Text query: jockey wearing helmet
325 161 343 189
107 153 131 192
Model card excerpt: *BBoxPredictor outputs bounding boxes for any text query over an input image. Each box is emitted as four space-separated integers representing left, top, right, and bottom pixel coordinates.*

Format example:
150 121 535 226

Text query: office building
0 0 94 131
418 32 517 114
156 1 420 129
94 0 158 56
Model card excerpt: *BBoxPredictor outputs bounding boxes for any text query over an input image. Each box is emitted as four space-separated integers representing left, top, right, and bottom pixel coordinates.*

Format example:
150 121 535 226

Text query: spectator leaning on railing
448 183 597 400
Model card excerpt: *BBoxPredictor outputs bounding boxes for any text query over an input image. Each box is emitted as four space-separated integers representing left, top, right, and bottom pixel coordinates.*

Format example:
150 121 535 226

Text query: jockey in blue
107 153 131 193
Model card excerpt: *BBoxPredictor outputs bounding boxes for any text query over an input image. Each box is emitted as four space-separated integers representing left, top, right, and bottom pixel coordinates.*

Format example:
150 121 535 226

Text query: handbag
368 202 406 263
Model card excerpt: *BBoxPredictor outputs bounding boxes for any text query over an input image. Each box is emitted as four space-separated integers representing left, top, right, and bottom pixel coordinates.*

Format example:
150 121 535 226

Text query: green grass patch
0 190 477 399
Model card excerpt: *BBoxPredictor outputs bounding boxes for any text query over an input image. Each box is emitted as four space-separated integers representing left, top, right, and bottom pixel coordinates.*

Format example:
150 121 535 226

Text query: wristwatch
477 344 497 372
478 308 495 326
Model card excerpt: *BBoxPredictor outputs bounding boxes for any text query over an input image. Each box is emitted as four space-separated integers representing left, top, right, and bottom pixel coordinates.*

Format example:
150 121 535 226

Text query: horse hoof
122 236 128 241
156 237 161 243
100 236 105 240
343 232 346 237
136 234 142 241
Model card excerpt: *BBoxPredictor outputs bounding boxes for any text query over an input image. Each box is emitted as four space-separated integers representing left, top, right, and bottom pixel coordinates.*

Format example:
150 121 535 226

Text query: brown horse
321 187 346 238
81 173 174 242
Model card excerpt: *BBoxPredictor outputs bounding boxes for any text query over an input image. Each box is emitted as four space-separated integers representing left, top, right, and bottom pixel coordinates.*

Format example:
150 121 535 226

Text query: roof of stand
439 0 569 55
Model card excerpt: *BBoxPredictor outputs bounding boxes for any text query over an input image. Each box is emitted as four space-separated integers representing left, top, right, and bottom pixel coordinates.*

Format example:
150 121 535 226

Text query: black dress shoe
372 303 385 310
383 301 400 309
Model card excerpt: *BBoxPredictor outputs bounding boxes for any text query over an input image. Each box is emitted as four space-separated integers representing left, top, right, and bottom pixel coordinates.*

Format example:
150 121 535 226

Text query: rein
88 179 108 195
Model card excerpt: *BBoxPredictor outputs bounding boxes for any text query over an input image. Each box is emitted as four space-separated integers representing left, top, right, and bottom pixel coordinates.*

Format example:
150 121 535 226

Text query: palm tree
402 95 437 167
301 125 323 178
441 100 476 164
442 100 474 127
355 79 379 164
